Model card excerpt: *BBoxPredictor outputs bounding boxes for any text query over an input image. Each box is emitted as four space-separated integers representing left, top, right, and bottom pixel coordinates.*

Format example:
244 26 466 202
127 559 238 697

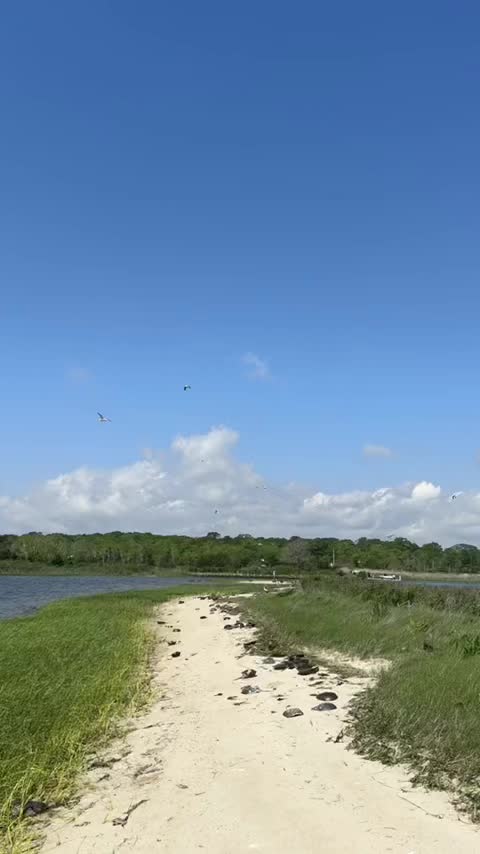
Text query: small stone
273 661 288 671
178 600 185 604
171 651 181 658
167 641 177 646
173 628 181 632
215 692 223 696
241 669 257 679
297 665 319 676
262 657 275 664
312 702 337 711
241 685 261 695
316 691 338 702
157 621 166 625
283 707 304 718
13 800 49 819
224 625 234 631
200 616 207 620
177 783 189 789
227 696 237 700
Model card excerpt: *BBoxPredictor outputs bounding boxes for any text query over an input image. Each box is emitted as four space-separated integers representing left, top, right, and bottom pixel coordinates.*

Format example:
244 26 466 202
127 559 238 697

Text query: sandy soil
39 595 479 853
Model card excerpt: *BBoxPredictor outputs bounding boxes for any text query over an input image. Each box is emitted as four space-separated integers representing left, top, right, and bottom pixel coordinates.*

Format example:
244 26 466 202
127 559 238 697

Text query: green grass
245 578 480 819
0 560 187 576
0 584 244 850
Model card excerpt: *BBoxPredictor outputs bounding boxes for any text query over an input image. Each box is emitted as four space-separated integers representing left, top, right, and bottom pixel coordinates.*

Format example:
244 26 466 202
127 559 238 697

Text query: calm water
0 576 212 620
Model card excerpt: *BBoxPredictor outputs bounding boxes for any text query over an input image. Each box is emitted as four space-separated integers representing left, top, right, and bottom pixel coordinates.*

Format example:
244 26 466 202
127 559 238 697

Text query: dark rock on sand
241 668 257 679
173 628 181 632
241 685 261 695
224 625 234 631
316 691 338 702
273 661 288 671
13 800 49 819
312 702 337 711
167 641 177 646
297 665 319 676
283 707 304 718
171 651 181 658
200 616 207 620
263 657 276 664
244 639 257 649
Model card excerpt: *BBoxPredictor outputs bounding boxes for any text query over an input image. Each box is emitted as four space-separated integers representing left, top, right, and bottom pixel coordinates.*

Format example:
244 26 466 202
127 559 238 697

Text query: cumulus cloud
242 352 270 380
363 444 393 458
0 427 479 545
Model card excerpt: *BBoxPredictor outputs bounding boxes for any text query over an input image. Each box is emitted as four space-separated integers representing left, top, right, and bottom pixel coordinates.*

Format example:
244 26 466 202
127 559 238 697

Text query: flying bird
183 385 191 391
450 492 463 501
97 412 111 423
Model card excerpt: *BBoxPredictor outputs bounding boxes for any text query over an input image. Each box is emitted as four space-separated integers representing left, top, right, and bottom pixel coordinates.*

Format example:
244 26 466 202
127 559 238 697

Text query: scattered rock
246 620 256 628
157 620 166 625
199 596 206 600
167 641 177 646
283 707 304 718
312 702 337 711
12 800 49 819
227 696 237 700
297 665 319 676
224 625 234 631
177 783 189 790
171 651 181 658
316 691 338 702
173 628 181 633
241 685 261 695
240 668 257 679
178 600 185 605
273 661 288 671
215 692 223 696
244 639 257 649
263 657 275 664
200 616 207 620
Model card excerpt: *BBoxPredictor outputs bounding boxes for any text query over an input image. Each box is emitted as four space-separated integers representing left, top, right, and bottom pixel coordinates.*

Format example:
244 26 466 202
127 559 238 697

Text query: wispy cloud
67 366 92 384
363 444 393 458
243 352 270 380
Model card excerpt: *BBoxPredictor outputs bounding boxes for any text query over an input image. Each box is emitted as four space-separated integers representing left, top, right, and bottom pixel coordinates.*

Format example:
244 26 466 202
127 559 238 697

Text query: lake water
0 576 213 620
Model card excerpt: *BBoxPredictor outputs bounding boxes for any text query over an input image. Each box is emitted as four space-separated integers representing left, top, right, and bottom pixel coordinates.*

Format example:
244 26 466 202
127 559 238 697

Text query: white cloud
411 481 442 501
0 427 479 545
242 352 270 380
363 444 393 458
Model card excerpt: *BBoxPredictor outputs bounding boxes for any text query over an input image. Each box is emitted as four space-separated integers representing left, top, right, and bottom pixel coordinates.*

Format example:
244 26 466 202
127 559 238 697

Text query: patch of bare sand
39 596 478 853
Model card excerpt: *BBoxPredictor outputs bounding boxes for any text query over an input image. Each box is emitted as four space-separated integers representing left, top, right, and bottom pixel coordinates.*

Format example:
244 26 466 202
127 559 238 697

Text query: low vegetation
246 575 480 819
0 584 241 850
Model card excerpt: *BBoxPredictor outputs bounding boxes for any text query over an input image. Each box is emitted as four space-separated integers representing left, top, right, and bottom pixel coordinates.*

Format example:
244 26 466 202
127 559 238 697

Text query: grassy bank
0 584 242 850
245 577 480 819
0 560 188 576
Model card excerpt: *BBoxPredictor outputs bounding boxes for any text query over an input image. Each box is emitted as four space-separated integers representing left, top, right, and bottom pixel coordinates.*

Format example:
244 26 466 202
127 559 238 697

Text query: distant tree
206 531 221 539
285 538 310 570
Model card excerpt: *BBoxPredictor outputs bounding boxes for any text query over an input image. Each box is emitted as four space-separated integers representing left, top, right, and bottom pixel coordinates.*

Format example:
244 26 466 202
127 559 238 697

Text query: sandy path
40 595 478 853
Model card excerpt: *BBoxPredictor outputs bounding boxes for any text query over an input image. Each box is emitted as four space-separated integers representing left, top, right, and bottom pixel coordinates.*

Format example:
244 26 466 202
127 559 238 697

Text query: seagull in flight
184 385 192 391
97 412 111 423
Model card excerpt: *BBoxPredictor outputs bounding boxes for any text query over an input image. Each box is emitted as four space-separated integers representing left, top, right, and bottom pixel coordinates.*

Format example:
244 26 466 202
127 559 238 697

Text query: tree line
0 531 479 574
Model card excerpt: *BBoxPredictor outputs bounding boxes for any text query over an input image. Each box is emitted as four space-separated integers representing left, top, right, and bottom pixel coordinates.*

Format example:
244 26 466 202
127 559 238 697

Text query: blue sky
1 1 480 538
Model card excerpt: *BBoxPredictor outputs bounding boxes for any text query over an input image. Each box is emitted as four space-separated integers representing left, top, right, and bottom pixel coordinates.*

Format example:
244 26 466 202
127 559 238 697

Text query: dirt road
41 595 478 853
